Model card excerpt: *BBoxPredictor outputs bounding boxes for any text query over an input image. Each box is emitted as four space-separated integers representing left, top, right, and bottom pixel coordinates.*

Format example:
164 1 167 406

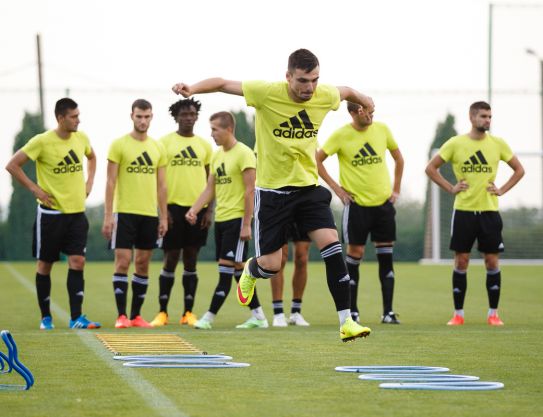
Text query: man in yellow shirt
426 101 524 326
186 111 268 329
102 99 168 328
317 102 404 325
150 98 213 328
5 98 100 330
173 49 374 342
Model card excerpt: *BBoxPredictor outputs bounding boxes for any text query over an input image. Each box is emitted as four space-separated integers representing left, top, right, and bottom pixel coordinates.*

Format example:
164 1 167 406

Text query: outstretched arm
186 174 216 225
337 86 374 111
389 148 404 203
172 78 243 97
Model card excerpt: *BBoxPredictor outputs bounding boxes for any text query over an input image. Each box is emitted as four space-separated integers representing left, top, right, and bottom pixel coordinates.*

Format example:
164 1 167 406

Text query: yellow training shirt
21 130 91 213
211 141 256 222
159 132 212 206
107 134 167 217
439 133 514 211
322 122 398 206
243 80 340 189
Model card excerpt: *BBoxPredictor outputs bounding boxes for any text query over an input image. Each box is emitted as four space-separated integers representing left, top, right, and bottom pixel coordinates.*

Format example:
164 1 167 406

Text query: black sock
36 273 51 318
291 299 302 314
67 269 84 320
130 274 148 320
452 269 467 310
182 270 198 313
345 255 361 316
272 300 284 315
486 269 501 309
376 246 395 315
234 268 262 309
158 268 175 313
209 265 234 314
247 257 277 279
321 242 350 311
112 274 128 316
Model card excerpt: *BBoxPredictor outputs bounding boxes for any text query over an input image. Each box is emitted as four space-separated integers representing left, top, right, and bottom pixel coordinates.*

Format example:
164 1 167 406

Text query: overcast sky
1 0 543 213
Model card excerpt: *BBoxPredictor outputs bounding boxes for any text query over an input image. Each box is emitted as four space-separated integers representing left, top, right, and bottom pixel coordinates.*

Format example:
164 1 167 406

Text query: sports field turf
1 261 542 417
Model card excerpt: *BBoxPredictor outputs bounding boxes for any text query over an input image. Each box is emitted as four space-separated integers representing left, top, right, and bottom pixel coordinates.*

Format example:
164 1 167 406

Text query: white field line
3 263 189 417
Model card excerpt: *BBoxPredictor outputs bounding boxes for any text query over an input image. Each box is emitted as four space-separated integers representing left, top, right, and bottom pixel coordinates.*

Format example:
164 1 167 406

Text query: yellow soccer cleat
340 318 371 343
150 311 169 327
180 311 198 326
236 258 257 306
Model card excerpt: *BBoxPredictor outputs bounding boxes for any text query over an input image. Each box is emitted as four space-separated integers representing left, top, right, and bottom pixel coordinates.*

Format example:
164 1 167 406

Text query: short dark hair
288 49 319 73
54 98 78 118
469 101 491 116
132 99 152 112
169 98 202 120
346 101 361 114
210 111 236 130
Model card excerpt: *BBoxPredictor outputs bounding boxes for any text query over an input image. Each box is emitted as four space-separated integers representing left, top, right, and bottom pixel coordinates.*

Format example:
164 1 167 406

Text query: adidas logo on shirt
127 151 155 174
215 162 231 184
351 143 382 166
461 150 492 173
273 110 318 139
54 150 83 174
171 146 202 166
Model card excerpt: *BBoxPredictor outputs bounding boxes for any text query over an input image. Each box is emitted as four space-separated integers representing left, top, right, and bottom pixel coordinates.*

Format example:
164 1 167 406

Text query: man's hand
487 181 502 196
240 224 252 241
333 186 354 205
185 208 197 225
85 180 94 197
201 208 213 229
451 180 469 194
389 191 400 204
33 187 55 207
158 217 168 238
102 217 114 240
172 83 191 97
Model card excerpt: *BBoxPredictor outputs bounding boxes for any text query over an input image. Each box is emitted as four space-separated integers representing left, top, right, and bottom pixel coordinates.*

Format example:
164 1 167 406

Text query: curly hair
168 97 202 119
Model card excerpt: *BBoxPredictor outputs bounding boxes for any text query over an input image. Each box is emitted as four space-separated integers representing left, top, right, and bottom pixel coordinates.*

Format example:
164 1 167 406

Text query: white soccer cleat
272 313 288 327
288 312 310 326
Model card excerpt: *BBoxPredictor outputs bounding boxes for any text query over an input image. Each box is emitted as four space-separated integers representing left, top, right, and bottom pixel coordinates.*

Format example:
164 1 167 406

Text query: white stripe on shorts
111 213 118 249
235 221 245 263
342 204 350 245
254 189 261 257
36 206 62 259
450 209 456 237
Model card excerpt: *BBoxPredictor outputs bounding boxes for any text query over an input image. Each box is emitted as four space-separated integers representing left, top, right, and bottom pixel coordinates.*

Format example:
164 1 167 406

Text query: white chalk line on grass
4 263 189 417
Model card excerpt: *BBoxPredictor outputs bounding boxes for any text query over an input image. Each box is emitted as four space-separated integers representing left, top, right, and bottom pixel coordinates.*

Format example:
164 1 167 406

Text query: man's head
131 99 153 134
469 101 492 133
169 98 201 132
347 101 374 128
55 98 80 132
286 49 320 102
209 111 236 147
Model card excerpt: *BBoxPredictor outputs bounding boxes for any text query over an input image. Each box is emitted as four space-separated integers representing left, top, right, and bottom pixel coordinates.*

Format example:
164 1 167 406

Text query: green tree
423 114 457 259
233 110 255 150
6 112 45 260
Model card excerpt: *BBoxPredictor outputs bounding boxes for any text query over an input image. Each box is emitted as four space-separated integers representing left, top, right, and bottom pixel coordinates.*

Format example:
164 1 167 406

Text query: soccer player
173 48 374 342
187 111 268 330
425 101 524 326
316 102 404 324
102 99 168 328
149 98 213 328
5 98 101 330
271 229 311 327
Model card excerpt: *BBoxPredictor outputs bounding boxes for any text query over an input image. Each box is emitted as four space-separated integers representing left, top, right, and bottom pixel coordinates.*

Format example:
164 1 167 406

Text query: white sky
1 0 543 213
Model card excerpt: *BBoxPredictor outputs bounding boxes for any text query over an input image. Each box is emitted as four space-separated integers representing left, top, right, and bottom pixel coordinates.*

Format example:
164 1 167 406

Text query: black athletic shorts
286 222 311 243
449 210 504 253
32 205 88 262
111 213 159 250
162 204 209 250
254 185 335 256
342 200 396 245
215 218 248 262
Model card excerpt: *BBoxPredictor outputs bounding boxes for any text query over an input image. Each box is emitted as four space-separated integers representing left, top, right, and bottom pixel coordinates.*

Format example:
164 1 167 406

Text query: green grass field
1 261 542 417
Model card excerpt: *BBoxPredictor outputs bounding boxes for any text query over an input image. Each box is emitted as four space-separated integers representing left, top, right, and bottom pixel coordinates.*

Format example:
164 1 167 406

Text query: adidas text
461 165 492 173
351 156 382 166
171 159 202 167
215 177 232 184
126 166 155 174
273 128 318 139
54 165 83 174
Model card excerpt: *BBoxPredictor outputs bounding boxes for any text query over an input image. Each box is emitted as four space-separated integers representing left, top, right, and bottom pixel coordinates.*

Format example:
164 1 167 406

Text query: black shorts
162 204 209 250
450 210 504 253
254 185 335 256
215 218 249 262
111 213 159 250
286 223 311 243
32 206 88 263
342 200 396 245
